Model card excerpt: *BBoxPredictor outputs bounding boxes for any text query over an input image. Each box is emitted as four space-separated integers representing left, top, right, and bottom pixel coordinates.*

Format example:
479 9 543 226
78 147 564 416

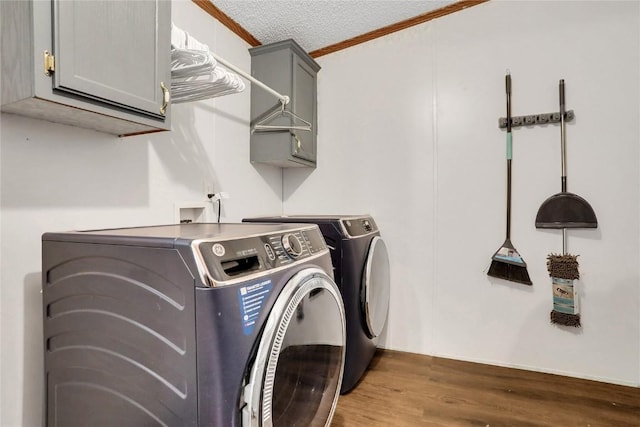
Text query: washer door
362 236 390 338
243 267 346 427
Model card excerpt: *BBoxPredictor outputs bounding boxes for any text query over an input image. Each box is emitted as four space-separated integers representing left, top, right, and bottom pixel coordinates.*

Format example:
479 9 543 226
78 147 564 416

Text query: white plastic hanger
252 99 312 133
170 23 312 130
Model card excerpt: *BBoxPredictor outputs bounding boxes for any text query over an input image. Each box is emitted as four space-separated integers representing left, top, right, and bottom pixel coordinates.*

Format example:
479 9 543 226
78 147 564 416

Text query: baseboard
375 346 638 388
433 351 639 388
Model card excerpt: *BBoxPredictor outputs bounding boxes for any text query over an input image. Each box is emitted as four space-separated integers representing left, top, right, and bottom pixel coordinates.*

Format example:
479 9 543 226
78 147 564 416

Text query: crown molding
192 0 261 47
193 0 489 57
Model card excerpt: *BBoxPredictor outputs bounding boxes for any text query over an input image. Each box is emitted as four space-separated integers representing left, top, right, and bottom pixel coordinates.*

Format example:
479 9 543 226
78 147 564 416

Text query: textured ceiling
211 0 457 53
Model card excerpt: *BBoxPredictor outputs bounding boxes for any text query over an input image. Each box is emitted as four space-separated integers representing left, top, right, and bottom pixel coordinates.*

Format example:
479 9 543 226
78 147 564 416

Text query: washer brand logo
211 243 225 257
238 279 273 335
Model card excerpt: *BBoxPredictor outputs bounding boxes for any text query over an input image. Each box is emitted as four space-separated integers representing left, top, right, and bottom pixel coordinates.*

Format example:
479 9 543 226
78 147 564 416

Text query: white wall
284 1 640 386
0 2 283 426
2 2 639 426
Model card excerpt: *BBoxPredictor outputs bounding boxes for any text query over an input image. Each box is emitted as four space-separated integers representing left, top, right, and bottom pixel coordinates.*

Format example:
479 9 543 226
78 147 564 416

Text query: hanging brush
547 81 582 327
488 71 532 286
548 247 581 327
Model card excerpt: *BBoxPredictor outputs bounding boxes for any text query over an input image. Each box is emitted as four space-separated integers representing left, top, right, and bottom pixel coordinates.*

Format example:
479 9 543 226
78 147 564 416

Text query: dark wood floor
332 350 640 426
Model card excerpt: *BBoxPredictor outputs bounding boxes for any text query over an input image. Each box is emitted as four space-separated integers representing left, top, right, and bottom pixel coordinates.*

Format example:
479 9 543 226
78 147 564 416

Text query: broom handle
506 72 512 239
560 79 567 254
507 157 512 239
560 79 567 193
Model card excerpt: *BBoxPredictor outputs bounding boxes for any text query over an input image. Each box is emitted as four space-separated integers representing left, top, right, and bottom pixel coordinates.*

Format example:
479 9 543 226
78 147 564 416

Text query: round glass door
243 268 346 427
362 236 390 338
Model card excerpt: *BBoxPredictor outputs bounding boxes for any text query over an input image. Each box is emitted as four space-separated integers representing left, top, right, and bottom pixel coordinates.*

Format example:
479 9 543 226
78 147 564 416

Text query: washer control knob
282 233 303 258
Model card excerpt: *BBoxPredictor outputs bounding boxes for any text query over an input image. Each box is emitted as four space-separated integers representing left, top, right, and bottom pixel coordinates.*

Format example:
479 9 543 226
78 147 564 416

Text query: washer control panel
281 233 304 258
194 225 327 285
267 229 319 263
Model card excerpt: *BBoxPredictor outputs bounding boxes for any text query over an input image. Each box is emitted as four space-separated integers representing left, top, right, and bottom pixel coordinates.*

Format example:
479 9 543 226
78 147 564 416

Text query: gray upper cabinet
250 40 321 168
1 0 171 137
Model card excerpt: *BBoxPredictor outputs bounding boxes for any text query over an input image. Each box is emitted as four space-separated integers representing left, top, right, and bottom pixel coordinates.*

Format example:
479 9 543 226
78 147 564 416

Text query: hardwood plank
333 350 640 426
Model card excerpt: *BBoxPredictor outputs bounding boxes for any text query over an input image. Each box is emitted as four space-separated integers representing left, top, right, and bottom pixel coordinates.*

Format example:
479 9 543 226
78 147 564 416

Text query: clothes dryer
243 215 390 393
42 223 345 426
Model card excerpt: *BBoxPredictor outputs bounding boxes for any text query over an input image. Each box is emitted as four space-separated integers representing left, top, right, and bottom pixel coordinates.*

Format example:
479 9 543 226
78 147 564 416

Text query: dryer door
243 267 346 427
362 236 390 338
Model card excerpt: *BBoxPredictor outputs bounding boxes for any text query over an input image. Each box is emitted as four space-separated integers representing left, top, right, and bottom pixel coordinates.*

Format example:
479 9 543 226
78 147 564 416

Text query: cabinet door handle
293 134 302 152
160 82 170 115
43 50 55 76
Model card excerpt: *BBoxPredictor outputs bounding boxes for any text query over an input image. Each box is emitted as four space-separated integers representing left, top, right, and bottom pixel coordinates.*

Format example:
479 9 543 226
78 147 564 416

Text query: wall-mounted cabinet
250 39 321 168
0 0 171 137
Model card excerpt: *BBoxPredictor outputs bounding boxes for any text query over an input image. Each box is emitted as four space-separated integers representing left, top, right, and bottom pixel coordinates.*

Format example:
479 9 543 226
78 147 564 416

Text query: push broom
488 72 532 285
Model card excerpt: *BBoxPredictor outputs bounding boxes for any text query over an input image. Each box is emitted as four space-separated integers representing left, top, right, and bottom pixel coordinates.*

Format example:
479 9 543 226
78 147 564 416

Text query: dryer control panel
193 225 327 286
341 216 378 237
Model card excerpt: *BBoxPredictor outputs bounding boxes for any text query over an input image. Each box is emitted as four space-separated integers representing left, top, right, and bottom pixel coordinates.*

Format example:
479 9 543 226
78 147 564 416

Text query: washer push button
264 243 276 261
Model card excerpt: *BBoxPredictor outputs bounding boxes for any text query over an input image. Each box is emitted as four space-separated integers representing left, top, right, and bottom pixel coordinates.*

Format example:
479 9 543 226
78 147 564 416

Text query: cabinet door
52 0 170 119
291 55 317 163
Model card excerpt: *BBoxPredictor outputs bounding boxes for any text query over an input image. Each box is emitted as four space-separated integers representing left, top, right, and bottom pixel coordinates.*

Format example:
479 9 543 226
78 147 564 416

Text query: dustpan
535 192 597 228
535 80 597 229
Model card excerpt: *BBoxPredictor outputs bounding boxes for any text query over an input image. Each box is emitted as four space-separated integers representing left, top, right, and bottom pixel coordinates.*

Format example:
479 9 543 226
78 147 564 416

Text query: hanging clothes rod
209 52 290 106
171 23 289 106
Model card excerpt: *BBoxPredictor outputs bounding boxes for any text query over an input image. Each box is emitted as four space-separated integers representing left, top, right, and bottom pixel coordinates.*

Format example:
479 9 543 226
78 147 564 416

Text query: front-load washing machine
243 215 390 393
42 223 346 426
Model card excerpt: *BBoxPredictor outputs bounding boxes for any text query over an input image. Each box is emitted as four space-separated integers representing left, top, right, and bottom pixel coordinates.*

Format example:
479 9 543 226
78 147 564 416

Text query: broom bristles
551 310 581 327
488 260 532 285
547 254 580 279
